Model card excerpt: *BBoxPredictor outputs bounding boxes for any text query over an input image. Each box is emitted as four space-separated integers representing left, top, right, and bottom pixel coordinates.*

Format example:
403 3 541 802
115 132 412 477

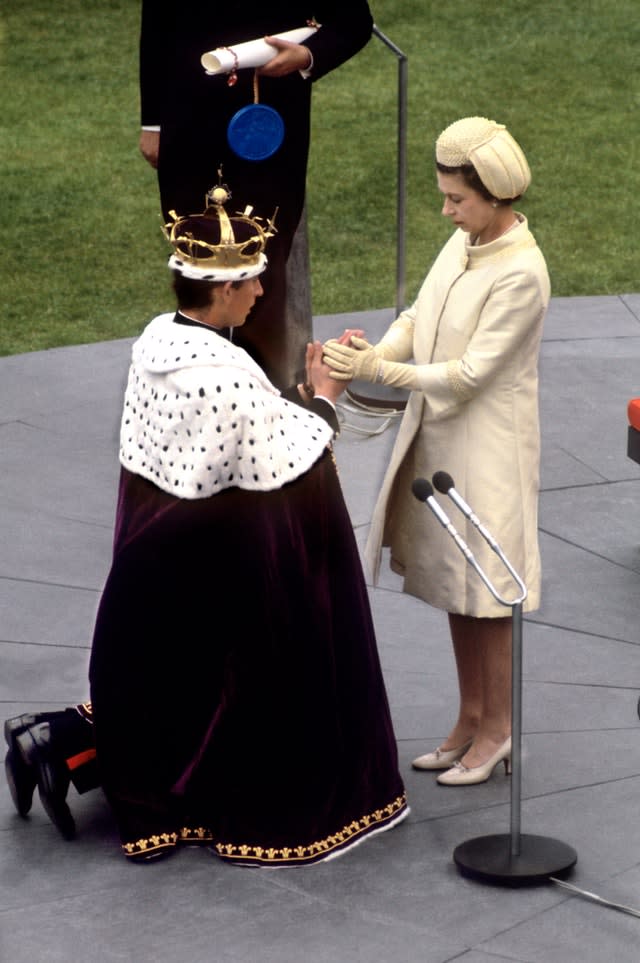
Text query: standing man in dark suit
138 2 374 388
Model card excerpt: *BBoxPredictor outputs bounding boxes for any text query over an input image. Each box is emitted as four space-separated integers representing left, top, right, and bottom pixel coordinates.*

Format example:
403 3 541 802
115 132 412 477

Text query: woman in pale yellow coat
324 117 549 786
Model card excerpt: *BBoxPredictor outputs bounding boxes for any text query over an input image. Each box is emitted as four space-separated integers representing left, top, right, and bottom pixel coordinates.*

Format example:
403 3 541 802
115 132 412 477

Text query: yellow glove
324 336 425 392
374 359 424 391
322 337 382 383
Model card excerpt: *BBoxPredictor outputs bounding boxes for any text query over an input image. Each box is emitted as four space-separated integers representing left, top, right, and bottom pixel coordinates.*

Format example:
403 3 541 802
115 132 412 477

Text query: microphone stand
414 477 577 885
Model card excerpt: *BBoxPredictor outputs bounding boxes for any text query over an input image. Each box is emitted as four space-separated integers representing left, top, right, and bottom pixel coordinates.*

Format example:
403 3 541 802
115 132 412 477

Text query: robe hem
121 793 409 866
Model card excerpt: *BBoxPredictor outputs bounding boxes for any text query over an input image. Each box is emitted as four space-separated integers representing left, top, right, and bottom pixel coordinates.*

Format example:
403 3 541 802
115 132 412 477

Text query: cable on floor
549 876 640 919
336 392 405 437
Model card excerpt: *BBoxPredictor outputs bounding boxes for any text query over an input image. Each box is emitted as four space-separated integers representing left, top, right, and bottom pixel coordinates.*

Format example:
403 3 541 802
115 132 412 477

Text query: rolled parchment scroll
201 26 318 75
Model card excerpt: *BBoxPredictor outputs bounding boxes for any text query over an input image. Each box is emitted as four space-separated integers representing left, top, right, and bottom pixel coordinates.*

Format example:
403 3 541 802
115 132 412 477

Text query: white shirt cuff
299 49 314 79
313 394 336 412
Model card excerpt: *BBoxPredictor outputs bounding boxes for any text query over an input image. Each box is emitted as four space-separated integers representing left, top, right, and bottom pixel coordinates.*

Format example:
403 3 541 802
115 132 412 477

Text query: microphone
411 476 433 502
432 470 499 550
411 477 477 564
431 469 455 495
426 470 527 605
411 478 450 527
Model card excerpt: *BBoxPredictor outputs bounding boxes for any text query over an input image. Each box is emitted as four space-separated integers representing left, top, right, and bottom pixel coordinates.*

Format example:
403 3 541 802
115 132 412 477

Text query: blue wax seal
227 104 285 161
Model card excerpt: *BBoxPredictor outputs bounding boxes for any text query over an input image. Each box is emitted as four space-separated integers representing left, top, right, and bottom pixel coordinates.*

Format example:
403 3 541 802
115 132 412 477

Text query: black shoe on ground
15 723 75 840
4 714 47 816
5 746 37 817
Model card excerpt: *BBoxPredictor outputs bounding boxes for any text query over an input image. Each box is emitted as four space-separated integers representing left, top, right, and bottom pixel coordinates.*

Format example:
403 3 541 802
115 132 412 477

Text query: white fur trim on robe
119 314 333 498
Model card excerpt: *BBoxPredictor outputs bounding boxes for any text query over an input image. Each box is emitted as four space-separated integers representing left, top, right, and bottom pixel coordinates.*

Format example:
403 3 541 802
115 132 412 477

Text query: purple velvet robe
89 448 407 865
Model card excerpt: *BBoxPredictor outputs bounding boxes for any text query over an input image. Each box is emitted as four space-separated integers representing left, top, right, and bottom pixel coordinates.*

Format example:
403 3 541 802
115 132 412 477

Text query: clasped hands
299 330 371 404
299 340 347 406
322 330 381 383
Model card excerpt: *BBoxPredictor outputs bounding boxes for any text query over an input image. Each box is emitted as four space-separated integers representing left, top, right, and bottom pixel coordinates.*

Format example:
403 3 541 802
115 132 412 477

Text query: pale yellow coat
365 216 550 617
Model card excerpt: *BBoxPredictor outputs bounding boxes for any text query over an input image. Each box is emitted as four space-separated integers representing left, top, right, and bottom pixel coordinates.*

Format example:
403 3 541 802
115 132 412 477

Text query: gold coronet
163 182 277 272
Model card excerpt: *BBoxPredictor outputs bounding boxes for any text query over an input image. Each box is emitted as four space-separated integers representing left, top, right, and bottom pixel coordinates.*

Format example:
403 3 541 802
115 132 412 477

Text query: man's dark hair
171 273 242 309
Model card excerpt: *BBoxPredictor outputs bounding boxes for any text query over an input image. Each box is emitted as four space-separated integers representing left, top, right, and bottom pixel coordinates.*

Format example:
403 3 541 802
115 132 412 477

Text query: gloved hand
324 337 428 392
322 337 382 383
373 359 425 391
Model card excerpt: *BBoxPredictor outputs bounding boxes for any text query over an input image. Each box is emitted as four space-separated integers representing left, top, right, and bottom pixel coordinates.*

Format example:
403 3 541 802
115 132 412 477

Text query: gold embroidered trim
213 793 407 865
76 701 94 723
446 360 473 401
121 794 408 864
123 831 179 859
179 826 214 844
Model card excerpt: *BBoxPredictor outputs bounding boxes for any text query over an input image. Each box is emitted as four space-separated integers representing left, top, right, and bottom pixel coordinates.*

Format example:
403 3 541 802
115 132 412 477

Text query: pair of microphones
411 472 526 606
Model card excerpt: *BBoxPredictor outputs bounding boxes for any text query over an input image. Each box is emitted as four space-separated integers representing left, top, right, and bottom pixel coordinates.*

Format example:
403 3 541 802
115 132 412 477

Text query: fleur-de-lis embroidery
211 793 407 865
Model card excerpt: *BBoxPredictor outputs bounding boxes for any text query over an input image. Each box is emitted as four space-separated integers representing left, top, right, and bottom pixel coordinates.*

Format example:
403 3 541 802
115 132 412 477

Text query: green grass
2 0 639 355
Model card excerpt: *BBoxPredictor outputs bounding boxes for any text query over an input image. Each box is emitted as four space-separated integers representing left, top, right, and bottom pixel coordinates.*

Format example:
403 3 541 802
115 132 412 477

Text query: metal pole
372 26 408 316
510 601 523 856
419 479 578 883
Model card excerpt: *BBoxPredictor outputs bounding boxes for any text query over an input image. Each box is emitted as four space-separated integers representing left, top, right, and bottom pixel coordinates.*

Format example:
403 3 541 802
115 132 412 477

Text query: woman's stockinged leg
437 613 483 751
447 613 512 768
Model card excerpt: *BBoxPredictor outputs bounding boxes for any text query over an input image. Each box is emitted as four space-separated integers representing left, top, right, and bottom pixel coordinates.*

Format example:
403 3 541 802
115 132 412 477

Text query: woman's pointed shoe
412 739 472 771
436 738 511 786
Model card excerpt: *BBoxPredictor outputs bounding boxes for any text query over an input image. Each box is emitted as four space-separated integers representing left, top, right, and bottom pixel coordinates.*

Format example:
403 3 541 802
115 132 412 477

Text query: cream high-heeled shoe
411 740 472 771
436 737 511 786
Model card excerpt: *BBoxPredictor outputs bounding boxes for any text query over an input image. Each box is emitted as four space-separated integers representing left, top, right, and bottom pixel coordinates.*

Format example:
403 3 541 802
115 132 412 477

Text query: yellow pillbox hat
436 116 531 200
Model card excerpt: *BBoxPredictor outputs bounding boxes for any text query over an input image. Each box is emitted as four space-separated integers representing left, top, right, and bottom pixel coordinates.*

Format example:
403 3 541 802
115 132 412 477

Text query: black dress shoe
4 713 48 816
5 746 37 817
16 723 75 840
4 713 41 745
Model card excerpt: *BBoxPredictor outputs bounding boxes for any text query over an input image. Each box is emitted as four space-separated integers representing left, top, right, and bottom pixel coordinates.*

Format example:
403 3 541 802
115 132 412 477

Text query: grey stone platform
1 295 640 962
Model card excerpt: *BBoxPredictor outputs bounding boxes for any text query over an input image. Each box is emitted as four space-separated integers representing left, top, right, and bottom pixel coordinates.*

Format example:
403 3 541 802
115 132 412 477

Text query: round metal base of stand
453 834 577 886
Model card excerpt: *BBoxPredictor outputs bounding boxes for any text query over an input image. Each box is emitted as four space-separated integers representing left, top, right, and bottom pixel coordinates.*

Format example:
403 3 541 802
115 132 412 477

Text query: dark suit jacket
140 2 373 220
